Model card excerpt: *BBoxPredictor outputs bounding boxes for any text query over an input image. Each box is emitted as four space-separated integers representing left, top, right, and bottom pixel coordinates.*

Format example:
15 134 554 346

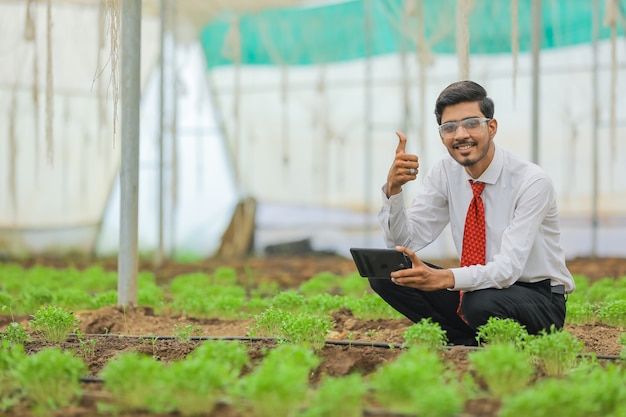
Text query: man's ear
488 118 498 139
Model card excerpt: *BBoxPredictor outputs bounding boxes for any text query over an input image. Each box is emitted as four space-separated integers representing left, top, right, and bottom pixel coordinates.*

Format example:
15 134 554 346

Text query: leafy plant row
2 329 625 417
1 263 626 326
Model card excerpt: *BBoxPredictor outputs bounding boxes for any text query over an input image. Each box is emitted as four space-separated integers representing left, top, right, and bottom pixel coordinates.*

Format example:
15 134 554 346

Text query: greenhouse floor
2 254 625 417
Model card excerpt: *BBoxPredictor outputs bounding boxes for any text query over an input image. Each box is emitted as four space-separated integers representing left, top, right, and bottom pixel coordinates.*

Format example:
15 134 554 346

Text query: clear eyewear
438 117 491 139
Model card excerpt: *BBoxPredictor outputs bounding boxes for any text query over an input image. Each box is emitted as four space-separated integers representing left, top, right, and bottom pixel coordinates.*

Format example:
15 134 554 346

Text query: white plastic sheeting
0 1 624 260
0 2 236 258
211 41 626 258
95 41 238 258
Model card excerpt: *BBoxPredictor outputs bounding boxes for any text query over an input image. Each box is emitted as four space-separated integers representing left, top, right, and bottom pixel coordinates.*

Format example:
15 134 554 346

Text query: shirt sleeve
378 165 451 252
451 174 555 291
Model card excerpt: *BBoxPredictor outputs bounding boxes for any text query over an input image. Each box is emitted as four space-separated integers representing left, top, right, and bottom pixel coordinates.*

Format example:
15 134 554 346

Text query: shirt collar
464 144 503 185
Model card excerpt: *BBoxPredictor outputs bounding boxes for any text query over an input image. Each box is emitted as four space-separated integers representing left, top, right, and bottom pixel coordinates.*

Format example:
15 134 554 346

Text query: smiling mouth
454 143 475 150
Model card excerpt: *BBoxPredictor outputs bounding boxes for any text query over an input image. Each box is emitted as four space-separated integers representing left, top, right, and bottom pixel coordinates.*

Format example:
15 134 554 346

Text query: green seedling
586 278 619 303
338 272 370 297
168 272 212 295
162 340 249 416
170 288 246 319
148 336 159 358
370 346 463 417
523 326 583 377
597 300 626 327
366 328 381 340
248 306 289 340
299 272 339 296
0 340 27 412
212 266 239 286
301 374 366 417
1 322 30 345
281 312 333 351
16 347 86 412
475 316 528 347
620 332 626 361
29 305 79 343
53 288 93 310
0 298 18 320
565 301 597 325
499 363 626 417
90 290 117 309
75 330 97 361
303 293 346 315
346 293 404 320
245 296 273 316
100 351 167 413
174 324 202 344
250 281 279 299
234 344 320 417
208 294 246 319
402 317 448 348
137 281 166 312
249 307 333 351
468 343 534 398
270 290 306 311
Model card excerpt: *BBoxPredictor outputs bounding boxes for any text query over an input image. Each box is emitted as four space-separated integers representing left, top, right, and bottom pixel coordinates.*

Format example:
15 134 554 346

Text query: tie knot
469 180 485 197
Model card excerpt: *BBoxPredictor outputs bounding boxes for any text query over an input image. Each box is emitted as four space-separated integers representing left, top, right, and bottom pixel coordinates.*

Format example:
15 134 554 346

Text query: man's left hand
390 246 455 291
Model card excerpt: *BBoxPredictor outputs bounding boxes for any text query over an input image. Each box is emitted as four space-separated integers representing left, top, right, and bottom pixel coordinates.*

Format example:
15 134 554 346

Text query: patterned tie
457 180 486 323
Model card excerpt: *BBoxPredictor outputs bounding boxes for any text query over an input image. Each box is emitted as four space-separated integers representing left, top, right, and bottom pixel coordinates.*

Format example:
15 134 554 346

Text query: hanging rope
455 0 474 80
281 65 289 170
9 90 17 222
24 0 35 40
24 0 40 179
511 0 519 103
604 0 618 166
96 1 107 144
45 0 54 164
107 0 120 142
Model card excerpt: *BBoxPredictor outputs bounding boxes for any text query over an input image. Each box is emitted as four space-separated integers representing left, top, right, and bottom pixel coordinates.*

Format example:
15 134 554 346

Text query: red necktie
457 180 486 322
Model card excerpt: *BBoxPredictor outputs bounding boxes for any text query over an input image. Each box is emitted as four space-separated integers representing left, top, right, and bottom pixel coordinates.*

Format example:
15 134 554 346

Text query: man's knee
460 289 503 329
368 277 393 295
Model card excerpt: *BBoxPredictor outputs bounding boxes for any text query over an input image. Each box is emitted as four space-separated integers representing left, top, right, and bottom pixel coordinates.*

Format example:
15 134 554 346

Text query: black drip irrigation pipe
67 333 623 360
68 333 430 350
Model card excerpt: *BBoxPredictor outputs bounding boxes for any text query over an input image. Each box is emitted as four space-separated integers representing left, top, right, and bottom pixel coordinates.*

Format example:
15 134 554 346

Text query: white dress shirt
379 145 575 293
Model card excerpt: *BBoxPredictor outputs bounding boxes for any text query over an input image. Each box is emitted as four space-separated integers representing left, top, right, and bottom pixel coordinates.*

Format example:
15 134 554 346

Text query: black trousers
368 277 566 346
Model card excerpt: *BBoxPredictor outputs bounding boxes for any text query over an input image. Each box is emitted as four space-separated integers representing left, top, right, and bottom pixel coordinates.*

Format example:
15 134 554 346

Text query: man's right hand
386 131 419 197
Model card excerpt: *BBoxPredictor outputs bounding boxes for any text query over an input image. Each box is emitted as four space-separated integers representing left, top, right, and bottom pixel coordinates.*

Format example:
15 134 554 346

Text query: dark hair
434 80 494 125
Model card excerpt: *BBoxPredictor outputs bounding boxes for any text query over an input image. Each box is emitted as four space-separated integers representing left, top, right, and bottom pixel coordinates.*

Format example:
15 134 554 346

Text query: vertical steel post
118 0 141 306
591 0 599 257
531 0 541 164
155 0 166 267
364 0 373 244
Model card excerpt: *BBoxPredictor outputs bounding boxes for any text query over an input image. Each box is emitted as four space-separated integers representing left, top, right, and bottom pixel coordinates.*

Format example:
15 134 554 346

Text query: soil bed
1 255 625 417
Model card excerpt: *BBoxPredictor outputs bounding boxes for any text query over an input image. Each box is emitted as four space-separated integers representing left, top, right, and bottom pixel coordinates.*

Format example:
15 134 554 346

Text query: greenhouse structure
0 0 625 265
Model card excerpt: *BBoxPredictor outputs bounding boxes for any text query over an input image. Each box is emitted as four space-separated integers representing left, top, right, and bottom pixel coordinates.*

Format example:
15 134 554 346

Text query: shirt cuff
381 184 404 204
450 267 474 291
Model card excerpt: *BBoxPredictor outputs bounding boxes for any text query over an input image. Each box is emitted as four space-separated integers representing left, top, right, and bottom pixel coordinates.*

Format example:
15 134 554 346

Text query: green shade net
200 0 625 68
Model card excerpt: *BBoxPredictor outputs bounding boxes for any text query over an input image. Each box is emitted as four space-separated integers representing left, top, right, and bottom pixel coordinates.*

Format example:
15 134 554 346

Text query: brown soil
2 255 626 417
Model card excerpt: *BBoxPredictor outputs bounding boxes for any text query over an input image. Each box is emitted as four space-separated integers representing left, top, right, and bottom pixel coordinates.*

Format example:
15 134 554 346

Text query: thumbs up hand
386 131 419 197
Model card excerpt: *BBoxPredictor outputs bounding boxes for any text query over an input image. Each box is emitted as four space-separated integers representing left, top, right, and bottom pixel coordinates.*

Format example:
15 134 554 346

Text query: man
371 80 574 346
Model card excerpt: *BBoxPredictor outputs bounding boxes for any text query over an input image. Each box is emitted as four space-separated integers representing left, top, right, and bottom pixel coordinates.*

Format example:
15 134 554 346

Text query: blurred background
0 0 624 263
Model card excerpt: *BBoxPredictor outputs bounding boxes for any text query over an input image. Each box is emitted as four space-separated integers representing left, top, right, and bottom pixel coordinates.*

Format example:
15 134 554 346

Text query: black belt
516 280 565 294
551 284 565 295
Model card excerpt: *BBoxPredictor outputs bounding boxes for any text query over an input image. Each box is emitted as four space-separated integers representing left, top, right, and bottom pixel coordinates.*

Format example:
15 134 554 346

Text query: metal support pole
155 0 166 267
530 0 541 164
118 0 141 306
364 0 373 245
591 0 599 257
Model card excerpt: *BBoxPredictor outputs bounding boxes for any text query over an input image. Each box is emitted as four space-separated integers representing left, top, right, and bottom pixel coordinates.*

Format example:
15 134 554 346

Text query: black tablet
349 247 442 278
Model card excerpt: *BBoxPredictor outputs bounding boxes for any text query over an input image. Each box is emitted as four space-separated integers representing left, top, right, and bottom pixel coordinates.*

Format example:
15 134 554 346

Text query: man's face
439 101 497 176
